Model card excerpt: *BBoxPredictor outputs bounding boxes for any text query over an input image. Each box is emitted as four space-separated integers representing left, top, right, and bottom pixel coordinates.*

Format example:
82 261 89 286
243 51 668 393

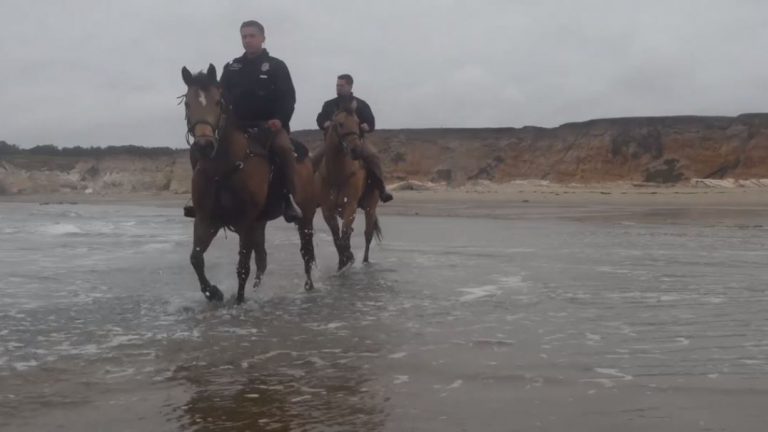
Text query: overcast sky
1 0 767 148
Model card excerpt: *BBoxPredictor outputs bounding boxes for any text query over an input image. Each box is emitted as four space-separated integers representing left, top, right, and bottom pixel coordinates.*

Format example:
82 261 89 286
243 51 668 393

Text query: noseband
184 96 226 159
185 119 222 147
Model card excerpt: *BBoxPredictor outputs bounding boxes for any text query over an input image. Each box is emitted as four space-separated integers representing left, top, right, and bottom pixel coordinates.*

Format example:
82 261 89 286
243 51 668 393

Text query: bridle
185 118 223 147
330 115 361 154
180 92 226 156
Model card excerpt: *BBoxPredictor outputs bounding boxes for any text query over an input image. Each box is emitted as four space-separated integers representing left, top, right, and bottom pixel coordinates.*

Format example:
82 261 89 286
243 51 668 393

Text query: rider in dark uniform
314 74 393 203
219 20 303 222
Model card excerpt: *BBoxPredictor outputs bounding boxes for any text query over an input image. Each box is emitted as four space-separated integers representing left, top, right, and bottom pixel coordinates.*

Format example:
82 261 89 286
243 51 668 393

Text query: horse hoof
253 275 263 289
337 260 354 273
204 285 224 302
304 279 314 291
236 295 245 305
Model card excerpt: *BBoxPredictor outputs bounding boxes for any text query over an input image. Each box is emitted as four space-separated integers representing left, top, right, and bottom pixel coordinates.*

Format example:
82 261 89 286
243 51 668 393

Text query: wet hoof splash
304 279 315 292
202 285 224 302
337 257 355 273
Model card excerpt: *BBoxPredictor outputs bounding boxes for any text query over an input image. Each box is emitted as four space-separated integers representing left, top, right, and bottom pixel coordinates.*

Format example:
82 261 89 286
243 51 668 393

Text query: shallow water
1 202 768 431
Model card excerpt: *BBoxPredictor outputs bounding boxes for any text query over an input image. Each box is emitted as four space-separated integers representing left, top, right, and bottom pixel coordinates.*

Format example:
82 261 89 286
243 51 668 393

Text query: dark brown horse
315 98 382 271
181 64 317 303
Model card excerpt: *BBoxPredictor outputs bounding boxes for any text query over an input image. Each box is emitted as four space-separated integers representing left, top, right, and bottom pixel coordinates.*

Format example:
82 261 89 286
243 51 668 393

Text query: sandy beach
4 181 768 214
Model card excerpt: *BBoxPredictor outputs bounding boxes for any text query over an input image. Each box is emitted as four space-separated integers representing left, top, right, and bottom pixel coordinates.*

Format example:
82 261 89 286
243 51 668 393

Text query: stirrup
183 205 196 218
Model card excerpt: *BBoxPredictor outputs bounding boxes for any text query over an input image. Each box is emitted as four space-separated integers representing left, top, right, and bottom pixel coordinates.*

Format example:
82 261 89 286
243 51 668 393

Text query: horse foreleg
252 220 268 289
191 218 223 302
322 205 344 269
298 216 316 291
339 204 358 271
236 232 253 304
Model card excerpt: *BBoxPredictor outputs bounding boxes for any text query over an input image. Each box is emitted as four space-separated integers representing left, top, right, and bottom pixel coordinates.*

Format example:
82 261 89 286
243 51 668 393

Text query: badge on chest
259 62 270 79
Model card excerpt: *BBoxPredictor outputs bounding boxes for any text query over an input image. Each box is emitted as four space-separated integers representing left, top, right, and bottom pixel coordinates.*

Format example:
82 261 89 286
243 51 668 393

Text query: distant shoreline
4 183 768 221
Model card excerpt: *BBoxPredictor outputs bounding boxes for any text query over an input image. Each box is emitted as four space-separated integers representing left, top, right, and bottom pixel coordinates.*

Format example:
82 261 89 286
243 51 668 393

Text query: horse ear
182 66 193 86
206 63 217 83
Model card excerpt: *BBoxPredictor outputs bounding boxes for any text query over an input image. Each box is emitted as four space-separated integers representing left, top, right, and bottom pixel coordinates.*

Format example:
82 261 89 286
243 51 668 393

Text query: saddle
244 126 309 161
246 129 310 222
183 127 309 221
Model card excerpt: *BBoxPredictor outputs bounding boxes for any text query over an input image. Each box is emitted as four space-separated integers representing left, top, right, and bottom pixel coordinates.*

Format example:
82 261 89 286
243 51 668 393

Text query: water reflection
169 267 399 431
175 361 386 431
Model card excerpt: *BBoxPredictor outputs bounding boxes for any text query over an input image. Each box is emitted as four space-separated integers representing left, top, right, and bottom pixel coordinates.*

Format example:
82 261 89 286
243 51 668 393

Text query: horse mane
178 71 220 106
337 95 357 115
187 71 218 90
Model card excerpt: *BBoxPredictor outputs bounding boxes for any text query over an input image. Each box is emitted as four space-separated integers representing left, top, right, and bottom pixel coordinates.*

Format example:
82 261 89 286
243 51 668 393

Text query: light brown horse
181 64 317 303
315 98 382 271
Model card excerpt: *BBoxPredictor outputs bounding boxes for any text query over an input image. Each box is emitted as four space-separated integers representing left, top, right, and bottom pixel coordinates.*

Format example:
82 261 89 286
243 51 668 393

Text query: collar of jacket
335 93 355 103
238 49 270 63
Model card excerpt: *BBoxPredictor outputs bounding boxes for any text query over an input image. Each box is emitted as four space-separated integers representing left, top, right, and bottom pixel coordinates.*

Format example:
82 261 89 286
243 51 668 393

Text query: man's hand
360 123 370 132
323 121 331 130
267 119 283 131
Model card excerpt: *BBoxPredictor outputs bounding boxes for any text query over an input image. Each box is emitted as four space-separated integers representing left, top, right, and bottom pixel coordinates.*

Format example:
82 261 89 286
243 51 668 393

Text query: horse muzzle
192 136 219 158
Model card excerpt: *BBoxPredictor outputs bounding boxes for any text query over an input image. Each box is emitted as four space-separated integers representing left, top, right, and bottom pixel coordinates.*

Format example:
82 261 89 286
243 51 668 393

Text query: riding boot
273 132 304 223
359 143 393 203
371 173 394 203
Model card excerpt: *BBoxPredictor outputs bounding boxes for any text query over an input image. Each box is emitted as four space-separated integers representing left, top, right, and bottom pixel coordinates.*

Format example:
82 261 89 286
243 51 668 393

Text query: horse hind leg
298 218 316 291
252 220 267 289
322 206 345 271
363 201 381 263
360 176 381 263
191 218 224 302
236 233 253 304
295 160 317 290
339 203 358 271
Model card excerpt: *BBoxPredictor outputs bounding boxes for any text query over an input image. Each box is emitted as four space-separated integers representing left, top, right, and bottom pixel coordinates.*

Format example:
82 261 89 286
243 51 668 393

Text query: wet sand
3 181 768 217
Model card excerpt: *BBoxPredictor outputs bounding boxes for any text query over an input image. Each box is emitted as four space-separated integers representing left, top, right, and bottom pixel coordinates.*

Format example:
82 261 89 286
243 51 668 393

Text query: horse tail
373 216 383 242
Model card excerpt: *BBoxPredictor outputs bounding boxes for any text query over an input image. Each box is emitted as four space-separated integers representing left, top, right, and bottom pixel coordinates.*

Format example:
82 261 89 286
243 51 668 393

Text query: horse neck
220 121 248 161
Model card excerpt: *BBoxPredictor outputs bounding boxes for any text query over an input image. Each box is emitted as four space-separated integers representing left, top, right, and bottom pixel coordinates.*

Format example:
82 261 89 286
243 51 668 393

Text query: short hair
337 74 354 86
240 20 265 34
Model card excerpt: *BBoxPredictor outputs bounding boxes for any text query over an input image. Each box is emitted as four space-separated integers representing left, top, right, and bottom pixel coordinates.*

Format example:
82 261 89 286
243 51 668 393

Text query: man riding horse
211 20 303 222
180 20 320 301
314 74 394 203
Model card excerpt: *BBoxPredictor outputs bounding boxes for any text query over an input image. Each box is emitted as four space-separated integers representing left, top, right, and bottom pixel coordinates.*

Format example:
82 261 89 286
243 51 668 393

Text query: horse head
327 96 362 156
181 64 225 159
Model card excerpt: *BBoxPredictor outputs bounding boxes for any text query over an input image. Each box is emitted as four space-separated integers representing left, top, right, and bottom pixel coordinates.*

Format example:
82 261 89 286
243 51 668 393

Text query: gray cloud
1 0 766 147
